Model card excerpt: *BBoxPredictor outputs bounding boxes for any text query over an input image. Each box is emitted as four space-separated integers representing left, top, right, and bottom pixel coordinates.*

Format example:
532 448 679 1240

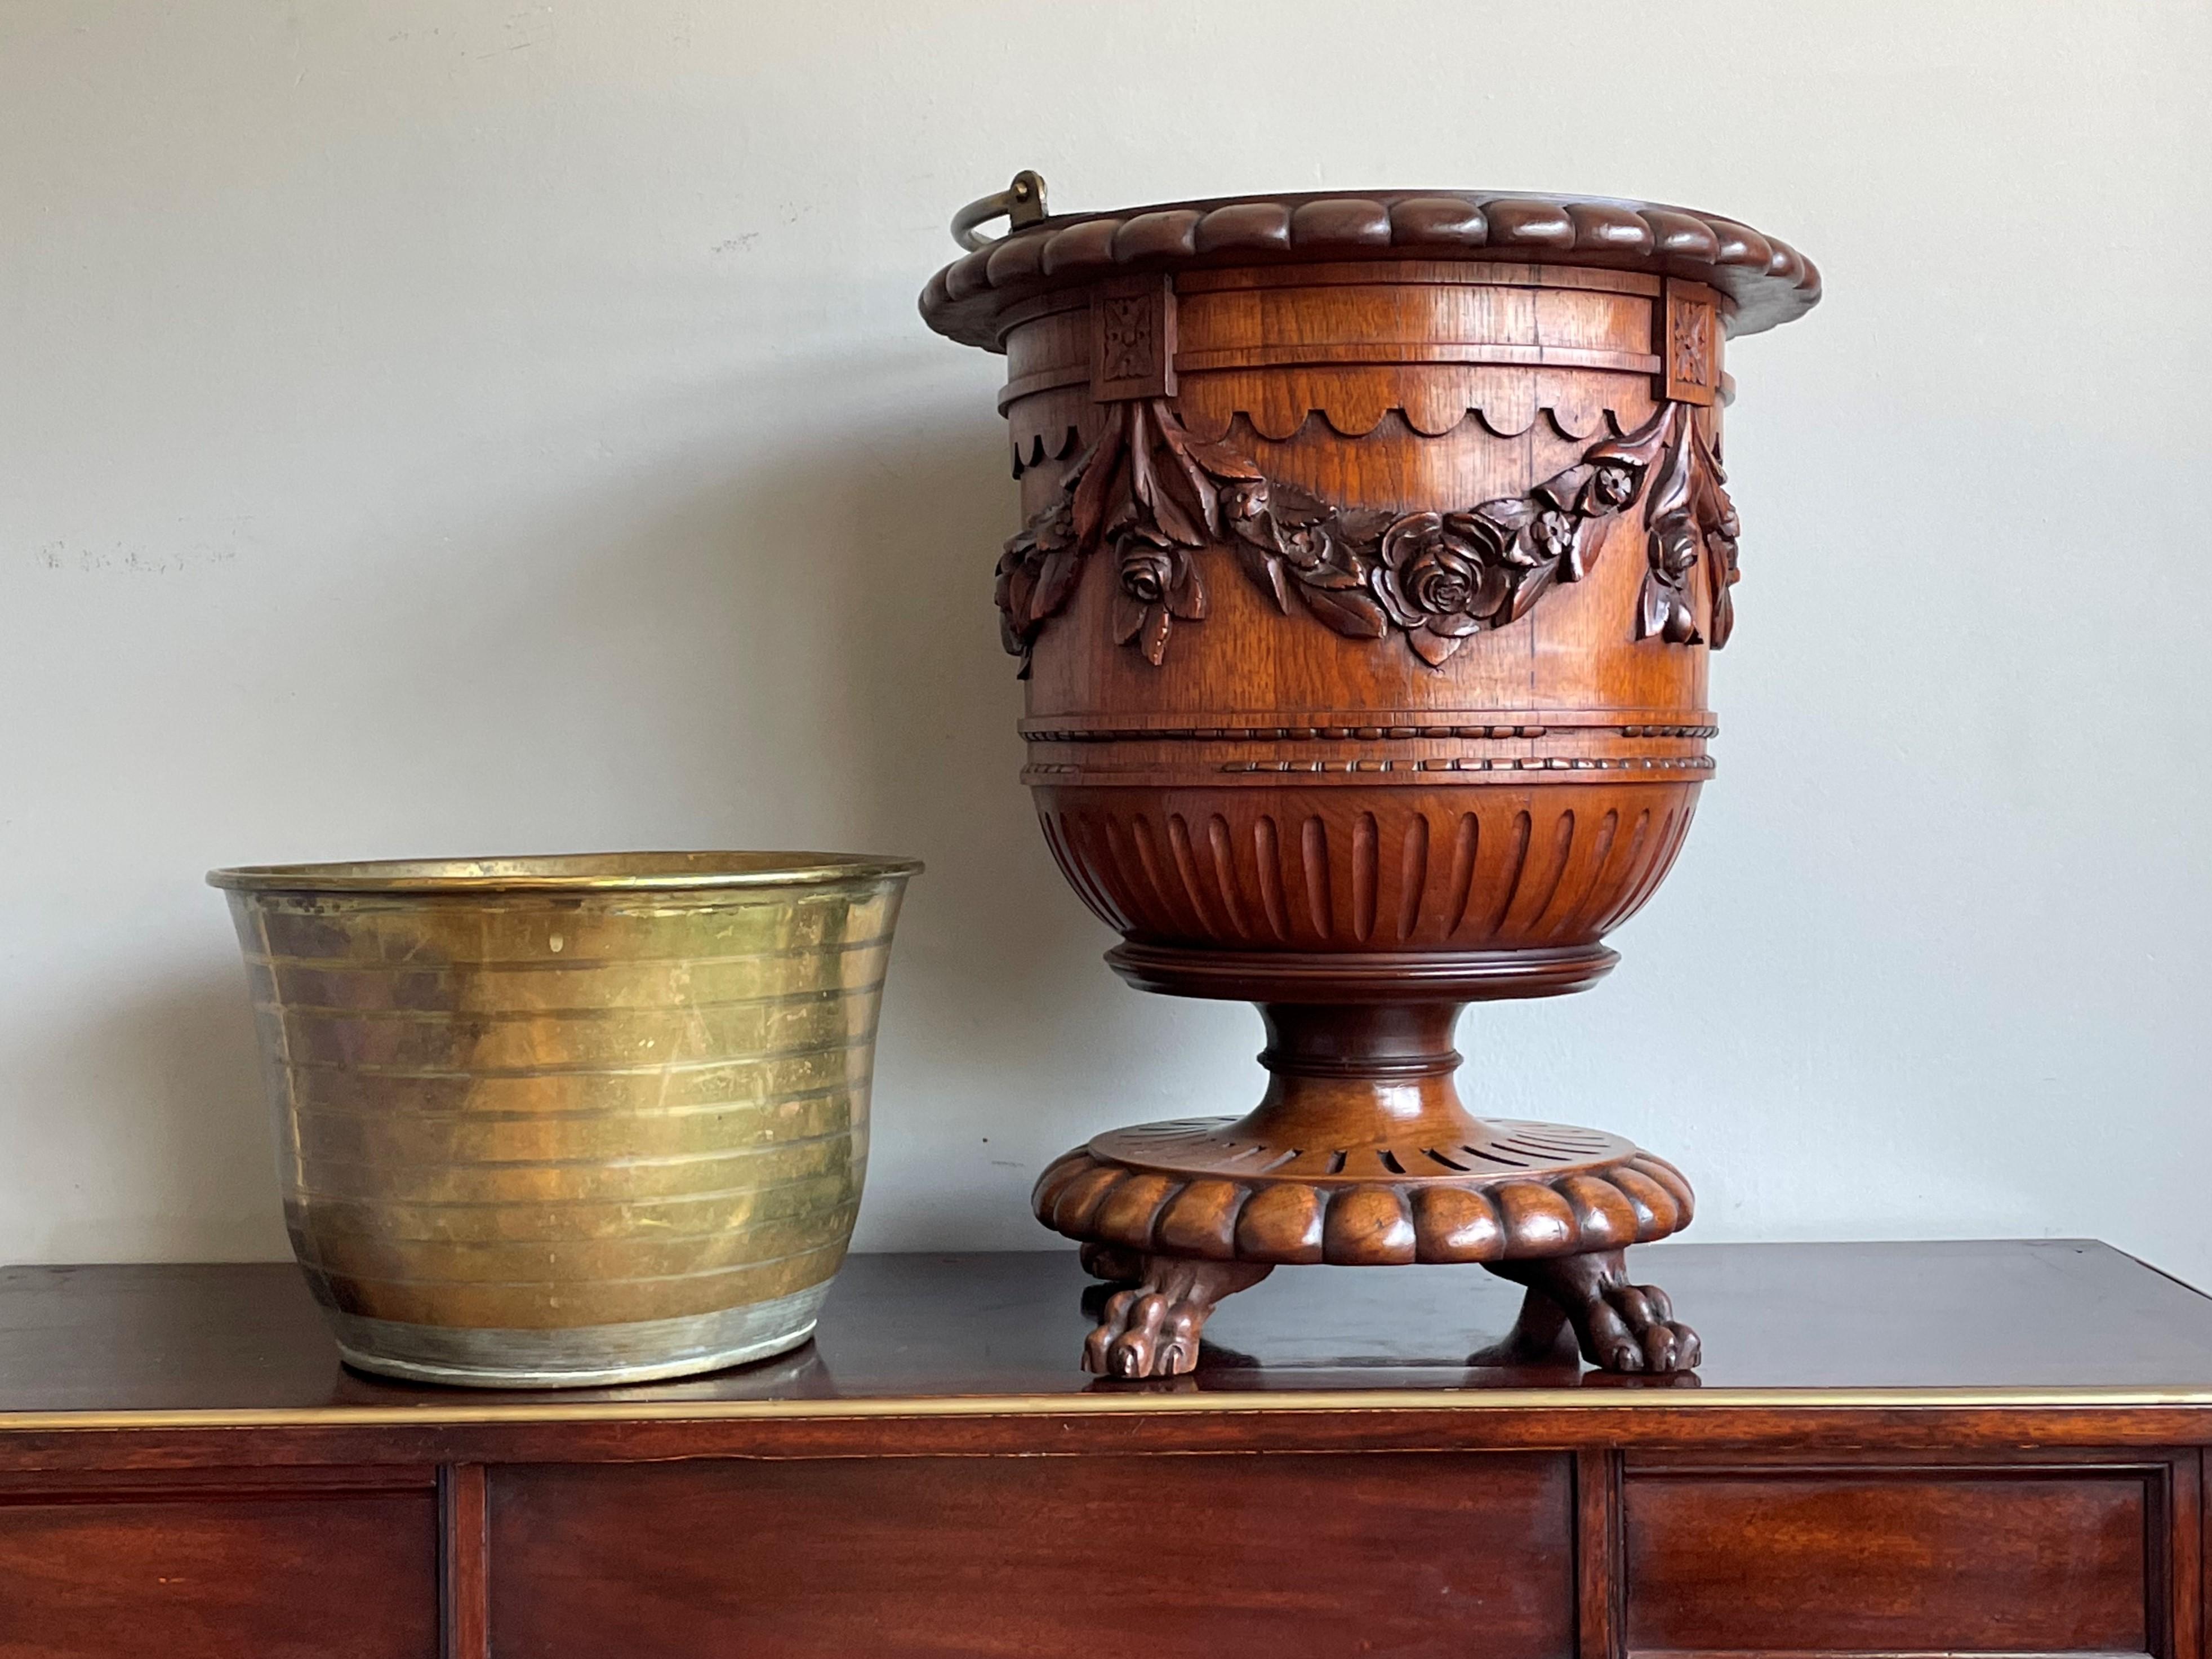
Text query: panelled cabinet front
0 1470 438 1659
484 1452 1575 1659
0 1447 2203 1658
1610 1450 2203 1659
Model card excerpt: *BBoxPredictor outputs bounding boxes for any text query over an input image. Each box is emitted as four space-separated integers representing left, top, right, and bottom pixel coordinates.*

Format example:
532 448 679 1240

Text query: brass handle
950 170 1049 251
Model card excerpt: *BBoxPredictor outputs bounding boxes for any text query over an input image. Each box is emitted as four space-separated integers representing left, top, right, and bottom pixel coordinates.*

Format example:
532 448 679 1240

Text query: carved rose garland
994 399 1739 673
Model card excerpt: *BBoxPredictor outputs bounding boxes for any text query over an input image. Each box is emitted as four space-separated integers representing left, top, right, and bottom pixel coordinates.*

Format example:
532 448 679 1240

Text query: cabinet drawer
491 1451 1573 1658
0 1482 436 1659
1623 1465 2161 1657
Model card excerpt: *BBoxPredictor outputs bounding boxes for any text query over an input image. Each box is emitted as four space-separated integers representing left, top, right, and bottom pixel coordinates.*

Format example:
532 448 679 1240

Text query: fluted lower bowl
1034 778 1702 962
210 851 919 1386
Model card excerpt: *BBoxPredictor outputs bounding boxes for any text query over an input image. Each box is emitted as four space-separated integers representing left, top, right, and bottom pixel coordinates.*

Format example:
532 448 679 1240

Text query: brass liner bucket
210 852 920 1387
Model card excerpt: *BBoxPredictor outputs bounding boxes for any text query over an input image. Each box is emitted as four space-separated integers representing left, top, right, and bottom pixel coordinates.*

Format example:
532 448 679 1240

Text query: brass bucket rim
207 849 924 895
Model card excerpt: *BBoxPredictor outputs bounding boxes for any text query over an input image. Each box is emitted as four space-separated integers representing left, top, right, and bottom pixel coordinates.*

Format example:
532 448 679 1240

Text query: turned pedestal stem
1036 994 1702 1378
1243 1002 1477 1160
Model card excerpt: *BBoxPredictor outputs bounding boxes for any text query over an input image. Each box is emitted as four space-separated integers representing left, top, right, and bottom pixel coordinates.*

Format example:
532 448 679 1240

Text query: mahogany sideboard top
5 1241 2212 1658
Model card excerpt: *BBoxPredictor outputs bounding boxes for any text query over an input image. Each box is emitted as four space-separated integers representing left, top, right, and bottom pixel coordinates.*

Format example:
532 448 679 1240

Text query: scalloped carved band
995 397 1741 673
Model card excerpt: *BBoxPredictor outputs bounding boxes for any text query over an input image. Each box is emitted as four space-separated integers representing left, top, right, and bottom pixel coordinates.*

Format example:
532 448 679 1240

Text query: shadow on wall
834 404 1184 1244
26 362 1182 1261
27 967 283 1262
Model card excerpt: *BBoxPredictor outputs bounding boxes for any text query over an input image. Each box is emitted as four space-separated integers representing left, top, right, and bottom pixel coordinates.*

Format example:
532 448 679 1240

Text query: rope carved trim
994 399 1740 674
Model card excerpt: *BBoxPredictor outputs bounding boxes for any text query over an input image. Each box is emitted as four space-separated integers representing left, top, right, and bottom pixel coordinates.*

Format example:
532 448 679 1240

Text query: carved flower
1221 478 1271 525
1119 542 1174 604
1651 518 1702 580
1589 461 1639 512
994 496 1079 671
1371 512 1511 666
1277 523 1341 574
1528 507 1581 565
1110 530 1207 666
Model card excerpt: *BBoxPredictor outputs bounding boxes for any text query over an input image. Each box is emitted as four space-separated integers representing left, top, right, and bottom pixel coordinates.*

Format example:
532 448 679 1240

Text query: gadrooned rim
207 849 924 894
920 186 1821 348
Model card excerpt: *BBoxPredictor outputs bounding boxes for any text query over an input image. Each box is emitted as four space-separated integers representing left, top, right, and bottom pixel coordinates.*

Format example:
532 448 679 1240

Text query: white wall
3 1 2207 1278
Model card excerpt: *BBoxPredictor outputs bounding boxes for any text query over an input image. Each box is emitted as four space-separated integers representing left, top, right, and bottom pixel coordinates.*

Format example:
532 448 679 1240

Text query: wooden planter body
923 189 1818 1376
1011 260 1713 966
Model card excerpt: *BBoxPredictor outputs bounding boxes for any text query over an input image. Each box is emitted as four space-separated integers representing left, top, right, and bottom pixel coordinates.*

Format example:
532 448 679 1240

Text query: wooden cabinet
490 1454 1573 1658
0 1473 437 1659
1618 1457 2191 1657
2 1242 2210 1658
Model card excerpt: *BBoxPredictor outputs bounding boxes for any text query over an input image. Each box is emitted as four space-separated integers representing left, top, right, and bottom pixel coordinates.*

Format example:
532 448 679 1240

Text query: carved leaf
1167 558 1207 622
1030 548 1080 623
1296 558 1364 591
1162 449 1218 545
999 561 1034 627
1505 559 1559 625
1070 411 1129 554
1555 521 1589 583
1299 585 1388 639
1128 419 1203 549
1139 603 1172 665
1472 498 1534 534
1263 482 1334 532
1638 561 1670 641
1590 403 1678 475
1534 464 1591 513
1177 433 1266 485
1234 542 1293 613
1406 627 1468 667
1334 508 1394 546
1151 417 1228 532
1111 588 1147 646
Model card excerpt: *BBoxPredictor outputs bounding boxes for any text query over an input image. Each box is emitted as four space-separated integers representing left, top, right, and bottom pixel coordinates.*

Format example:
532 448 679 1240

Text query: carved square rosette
1662 279 1720 407
1090 273 1177 403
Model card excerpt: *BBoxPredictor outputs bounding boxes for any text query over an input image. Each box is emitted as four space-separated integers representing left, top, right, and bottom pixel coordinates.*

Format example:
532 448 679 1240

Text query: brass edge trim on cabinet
9 1386 2212 1433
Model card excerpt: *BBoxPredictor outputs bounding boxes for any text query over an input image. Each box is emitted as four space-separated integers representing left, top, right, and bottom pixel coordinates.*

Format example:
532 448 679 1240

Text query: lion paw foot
1477 1249 1701 1375
1079 1254 1271 1378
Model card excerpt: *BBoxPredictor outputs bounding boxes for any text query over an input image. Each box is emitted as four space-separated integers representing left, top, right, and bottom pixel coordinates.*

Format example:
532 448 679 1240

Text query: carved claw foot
1078 1251 1272 1378
1078 1242 1143 1286
1474 1249 1701 1375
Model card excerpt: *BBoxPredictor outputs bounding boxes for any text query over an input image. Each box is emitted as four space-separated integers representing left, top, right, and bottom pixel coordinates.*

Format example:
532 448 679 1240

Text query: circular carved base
1032 1116 1694 1268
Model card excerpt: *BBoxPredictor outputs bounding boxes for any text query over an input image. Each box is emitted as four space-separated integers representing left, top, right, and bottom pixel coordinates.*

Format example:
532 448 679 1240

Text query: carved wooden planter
923 181 1818 1376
